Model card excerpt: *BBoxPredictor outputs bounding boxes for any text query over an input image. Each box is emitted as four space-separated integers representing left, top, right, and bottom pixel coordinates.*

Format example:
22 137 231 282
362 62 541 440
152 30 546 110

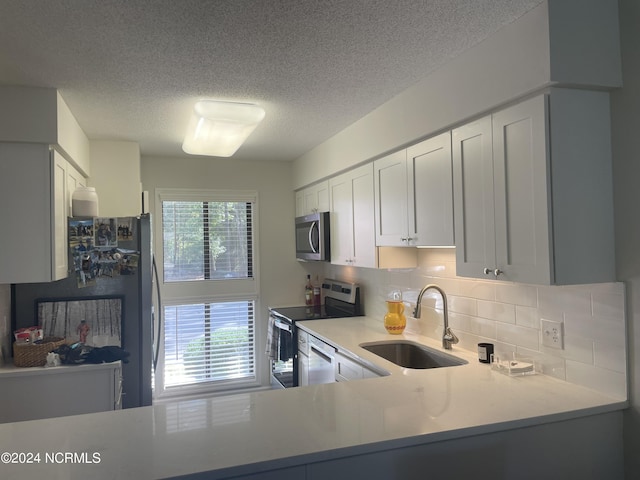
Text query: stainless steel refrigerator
12 214 154 409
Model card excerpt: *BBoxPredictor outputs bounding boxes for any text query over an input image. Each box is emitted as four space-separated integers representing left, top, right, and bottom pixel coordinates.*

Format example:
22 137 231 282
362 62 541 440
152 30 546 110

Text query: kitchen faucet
413 284 459 350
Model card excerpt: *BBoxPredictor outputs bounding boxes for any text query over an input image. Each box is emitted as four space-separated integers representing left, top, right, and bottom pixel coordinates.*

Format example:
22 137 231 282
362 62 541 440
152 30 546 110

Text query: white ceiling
0 0 543 162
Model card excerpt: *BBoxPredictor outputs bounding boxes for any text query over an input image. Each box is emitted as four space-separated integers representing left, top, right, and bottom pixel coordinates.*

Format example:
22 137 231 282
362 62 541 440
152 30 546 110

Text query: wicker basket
13 337 66 367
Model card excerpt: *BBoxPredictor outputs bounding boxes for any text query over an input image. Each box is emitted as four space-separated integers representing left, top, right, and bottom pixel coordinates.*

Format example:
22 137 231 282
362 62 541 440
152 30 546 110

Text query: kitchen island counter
0 317 626 479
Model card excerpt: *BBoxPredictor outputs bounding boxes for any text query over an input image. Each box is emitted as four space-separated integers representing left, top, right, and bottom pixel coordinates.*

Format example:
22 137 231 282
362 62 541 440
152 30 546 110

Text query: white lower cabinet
335 351 362 381
335 351 382 382
452 90 615 285
0 363 122 423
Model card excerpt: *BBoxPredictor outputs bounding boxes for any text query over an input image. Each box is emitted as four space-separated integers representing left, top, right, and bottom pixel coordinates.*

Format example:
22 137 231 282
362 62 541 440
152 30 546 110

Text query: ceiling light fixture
182 100 265 157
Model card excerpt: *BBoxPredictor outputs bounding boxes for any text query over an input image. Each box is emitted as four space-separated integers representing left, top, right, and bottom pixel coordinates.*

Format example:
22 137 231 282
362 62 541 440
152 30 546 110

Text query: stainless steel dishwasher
308 334 336 385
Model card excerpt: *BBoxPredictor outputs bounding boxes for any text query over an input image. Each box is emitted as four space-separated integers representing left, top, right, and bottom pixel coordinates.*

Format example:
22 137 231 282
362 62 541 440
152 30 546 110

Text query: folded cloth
279 328 293 362
266 315 279 360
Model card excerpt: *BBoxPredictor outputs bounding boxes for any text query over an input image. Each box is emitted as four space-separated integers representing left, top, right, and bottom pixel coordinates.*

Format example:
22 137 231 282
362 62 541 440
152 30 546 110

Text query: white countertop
0 361 121 377
0 317 626 479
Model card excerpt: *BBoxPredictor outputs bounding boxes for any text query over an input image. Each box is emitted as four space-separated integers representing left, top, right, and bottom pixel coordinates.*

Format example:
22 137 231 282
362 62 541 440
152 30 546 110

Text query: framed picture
36 297 123 347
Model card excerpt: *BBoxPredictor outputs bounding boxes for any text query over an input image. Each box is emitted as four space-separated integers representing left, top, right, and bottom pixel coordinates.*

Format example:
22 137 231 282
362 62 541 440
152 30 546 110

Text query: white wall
89 140 142 217
141 155 311 385
292 0 621 190
610 0 640 477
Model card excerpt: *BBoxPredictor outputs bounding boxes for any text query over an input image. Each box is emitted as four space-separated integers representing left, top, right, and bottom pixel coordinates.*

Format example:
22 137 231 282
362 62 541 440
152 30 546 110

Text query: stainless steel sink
359 340 468 369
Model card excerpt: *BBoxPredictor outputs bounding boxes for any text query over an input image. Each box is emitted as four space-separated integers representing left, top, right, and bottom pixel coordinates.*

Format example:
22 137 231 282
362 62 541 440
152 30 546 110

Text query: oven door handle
273 317 292 332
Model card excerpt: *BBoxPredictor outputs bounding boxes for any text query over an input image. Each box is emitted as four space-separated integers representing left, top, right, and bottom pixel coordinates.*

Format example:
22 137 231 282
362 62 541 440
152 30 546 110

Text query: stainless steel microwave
295 212 330 261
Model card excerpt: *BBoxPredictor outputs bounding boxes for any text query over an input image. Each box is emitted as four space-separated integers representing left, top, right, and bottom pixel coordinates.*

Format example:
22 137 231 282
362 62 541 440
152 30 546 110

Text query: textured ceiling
0 0 543 162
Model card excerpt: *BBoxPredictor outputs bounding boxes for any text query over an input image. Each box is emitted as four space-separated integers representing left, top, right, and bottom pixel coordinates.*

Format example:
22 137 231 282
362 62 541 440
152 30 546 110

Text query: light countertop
0 361 121 377
0 317 626 479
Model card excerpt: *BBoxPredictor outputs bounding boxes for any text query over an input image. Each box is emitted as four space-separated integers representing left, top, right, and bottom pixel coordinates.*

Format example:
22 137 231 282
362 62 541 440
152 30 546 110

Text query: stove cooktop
270 279 362 322
269 305 339 322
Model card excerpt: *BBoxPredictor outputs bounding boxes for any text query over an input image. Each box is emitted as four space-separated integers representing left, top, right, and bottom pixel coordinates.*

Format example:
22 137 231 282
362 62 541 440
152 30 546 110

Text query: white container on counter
72 186 99 217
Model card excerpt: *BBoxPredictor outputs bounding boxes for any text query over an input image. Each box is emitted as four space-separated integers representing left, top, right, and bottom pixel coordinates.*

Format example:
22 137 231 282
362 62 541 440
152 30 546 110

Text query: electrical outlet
541 319 564 349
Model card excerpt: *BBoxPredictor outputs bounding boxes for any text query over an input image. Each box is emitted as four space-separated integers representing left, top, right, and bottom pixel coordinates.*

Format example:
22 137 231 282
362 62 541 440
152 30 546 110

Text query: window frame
154 188 261 399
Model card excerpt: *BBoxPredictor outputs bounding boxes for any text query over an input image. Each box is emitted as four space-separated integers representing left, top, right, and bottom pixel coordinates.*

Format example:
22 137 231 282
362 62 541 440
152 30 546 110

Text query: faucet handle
443 327 459 349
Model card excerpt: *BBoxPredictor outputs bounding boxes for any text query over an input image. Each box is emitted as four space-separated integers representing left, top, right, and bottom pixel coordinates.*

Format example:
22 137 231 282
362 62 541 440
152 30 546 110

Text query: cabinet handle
494 269 503 277
483 268 492 275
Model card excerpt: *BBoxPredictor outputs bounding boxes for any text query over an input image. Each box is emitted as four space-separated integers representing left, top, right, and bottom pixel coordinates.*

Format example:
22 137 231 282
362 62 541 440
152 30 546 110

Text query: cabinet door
52 151 68 280
492 95 552 284
303 188 319 215
329 164 376 267
66 162 87 213
316 181 330 212
295 190 304 217
0 143 55 283
296 181 330 217
329 172 354 266
407 132 454 246
374 150 408 246
452 116 495 279
350 164 376 267
335 352 364 381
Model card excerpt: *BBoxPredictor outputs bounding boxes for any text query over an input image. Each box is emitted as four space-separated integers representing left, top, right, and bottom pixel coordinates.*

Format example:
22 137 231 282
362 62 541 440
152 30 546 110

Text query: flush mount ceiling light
182 100 265 157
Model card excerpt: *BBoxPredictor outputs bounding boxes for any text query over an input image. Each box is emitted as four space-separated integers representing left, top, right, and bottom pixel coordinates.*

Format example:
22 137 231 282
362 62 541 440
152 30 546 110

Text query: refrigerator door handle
152 255 162 373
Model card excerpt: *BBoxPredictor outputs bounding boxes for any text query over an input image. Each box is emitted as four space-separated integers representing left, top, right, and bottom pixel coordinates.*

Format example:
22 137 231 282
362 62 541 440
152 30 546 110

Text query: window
155 189 259 397
163 300 255 388
162 200 253 282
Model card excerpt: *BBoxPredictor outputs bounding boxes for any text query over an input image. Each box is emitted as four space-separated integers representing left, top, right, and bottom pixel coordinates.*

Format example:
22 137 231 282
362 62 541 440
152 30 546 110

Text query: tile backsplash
323 248 627 399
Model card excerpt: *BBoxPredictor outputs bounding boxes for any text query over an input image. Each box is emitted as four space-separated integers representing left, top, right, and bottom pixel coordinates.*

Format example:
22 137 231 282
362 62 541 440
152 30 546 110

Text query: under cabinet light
182 100 265 157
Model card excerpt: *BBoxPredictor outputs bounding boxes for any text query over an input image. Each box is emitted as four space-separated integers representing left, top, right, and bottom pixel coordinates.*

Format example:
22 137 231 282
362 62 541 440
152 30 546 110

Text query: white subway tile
448 295 477 316
495 283 538 307
515 305 539 328
594 340 627 374
538 285 592 320
560 335 595 364
477 300 516 324
450 312 497 339
456 279 496 301
497 323 539 350
591 290 625 319
589 282 626 296
565 360 627 399
565 313 626 347
516 346 567 380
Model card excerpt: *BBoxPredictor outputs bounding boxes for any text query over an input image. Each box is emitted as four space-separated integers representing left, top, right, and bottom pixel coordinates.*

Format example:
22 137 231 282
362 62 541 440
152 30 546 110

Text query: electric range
267 279 362 388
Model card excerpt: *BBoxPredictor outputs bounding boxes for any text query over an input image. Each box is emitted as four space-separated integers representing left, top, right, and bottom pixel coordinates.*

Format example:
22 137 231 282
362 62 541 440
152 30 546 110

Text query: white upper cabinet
66 161 88 213
329 164 377 268
406 132 454 246
373 150 409 246
0 144 76 283
295 180 329 217
452 90 615 285
374 133 454 247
